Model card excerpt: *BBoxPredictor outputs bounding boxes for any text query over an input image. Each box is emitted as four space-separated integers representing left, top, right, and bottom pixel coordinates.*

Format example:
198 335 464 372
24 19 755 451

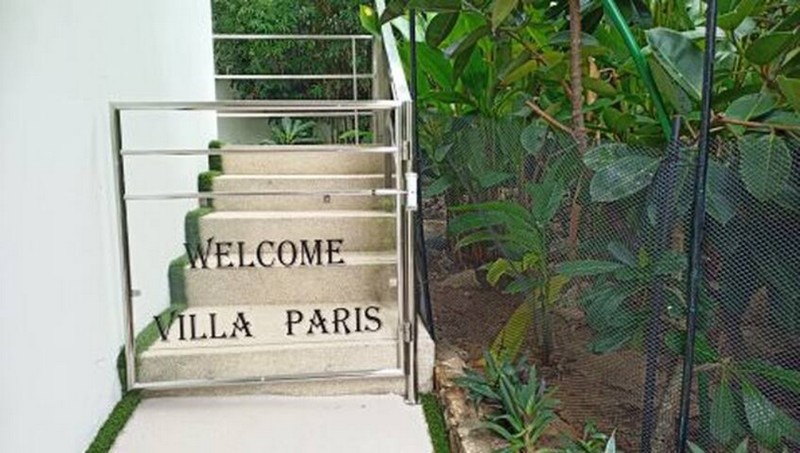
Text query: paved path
112 394 433 453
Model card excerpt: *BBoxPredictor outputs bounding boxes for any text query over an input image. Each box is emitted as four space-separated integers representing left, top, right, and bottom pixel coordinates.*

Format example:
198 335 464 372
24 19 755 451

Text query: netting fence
416 115 799 452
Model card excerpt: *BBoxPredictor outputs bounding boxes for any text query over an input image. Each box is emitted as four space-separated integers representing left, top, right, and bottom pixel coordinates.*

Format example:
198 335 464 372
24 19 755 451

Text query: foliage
556 241 686 353
213 0 367 100
375 1 800 450
458 352 559 452
259 117 320 145
558 424 617 453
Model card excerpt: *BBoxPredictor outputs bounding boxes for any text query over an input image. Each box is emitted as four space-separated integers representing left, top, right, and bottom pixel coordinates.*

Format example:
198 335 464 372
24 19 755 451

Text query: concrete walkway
112 394 433 453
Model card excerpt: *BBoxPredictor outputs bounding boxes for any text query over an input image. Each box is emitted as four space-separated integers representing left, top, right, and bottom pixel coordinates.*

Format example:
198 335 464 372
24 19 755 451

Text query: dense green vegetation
369 0 799 450
212 0 368 100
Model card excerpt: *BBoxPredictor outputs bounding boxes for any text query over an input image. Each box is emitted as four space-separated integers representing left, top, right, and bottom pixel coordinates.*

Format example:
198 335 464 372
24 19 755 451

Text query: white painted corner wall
0 1 217 451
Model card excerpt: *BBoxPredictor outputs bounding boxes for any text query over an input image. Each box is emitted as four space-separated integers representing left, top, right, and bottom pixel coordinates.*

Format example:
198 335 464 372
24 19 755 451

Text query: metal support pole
408 8 435 341
677 0 718 450
641 117 682 452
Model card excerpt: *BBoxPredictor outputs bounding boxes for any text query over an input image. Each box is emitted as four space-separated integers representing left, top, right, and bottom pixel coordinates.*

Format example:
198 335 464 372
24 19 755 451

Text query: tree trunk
568 0 587 152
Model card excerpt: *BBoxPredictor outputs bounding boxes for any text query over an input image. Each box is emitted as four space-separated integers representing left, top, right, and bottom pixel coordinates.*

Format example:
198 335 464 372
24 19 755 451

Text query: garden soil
431 278 663 451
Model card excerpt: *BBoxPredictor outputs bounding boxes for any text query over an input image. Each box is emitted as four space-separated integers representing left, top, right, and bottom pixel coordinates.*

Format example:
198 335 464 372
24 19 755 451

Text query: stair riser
222 153 389 175
144 304 398 346
212 175 392 212
137 320 435 396
198 216 396 253
184 264 397 305
138 341 400 382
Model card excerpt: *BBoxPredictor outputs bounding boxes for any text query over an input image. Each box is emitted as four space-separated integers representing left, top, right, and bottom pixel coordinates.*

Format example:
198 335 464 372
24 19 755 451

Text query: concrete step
221 146 390 175
184 252 397 306
139 319 435 396
212 174 393 211
197 210 396 254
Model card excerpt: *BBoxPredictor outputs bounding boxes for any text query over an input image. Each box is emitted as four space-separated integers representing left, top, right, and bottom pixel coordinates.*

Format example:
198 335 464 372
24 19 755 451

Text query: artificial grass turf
85 391 142 453
422 393 451 453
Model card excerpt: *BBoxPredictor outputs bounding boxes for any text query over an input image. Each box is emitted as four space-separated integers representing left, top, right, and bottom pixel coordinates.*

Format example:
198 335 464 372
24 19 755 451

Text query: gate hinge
402 140 411 160
402 321 414 343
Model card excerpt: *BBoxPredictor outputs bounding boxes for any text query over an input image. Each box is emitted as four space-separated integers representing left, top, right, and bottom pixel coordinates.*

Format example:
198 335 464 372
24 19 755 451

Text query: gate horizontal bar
135 368 404 392
217 111 375 119
120 145 399 156
124 189 405 201
111 100 401 111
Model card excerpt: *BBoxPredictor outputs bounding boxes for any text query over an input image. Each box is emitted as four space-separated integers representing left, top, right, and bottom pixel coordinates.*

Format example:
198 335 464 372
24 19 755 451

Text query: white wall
0 1 216 451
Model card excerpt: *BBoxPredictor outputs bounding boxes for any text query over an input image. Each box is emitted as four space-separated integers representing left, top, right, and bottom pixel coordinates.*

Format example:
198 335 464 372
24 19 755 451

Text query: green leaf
741 378 800 449
424 175 452 197
717 0 759 31
528 181 565 223
478 171 513 188
745 32 796 65
487 259 513 286
417 42 454 89
589 155 661 202
725 92 777 123
520 122 547 156
706 160 736 225
583 143 632 171
687 442 705 453
646 28 704 100
557 260 623 277
426 12 459 47
710 379 746 445
739 134 792 202
379 0 407 24
501 59 538 85
777 76 800 112
491 0 518 31
491 298 534 361
732 439 749 453
607 241 636 267
409 0 461 11
359 5 381 35
736 360 800 395
444 25 489 59
583 77 618 98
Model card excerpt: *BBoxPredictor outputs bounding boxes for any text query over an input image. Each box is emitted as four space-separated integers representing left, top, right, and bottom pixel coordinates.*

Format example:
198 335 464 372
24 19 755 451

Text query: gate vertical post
110 106 136 391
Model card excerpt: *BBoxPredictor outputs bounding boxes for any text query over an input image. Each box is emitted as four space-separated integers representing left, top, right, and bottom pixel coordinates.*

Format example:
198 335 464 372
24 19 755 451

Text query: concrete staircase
137 146 433 396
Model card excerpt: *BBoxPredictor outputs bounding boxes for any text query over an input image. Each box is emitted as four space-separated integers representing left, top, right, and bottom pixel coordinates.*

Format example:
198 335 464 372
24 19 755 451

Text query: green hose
601 0 673 140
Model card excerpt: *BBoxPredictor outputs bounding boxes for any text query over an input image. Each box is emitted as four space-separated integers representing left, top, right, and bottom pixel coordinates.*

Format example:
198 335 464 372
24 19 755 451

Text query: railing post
404 100 418 404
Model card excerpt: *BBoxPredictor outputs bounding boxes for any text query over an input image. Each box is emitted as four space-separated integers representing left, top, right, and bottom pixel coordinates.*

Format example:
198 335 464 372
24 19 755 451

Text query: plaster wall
0 1 216 451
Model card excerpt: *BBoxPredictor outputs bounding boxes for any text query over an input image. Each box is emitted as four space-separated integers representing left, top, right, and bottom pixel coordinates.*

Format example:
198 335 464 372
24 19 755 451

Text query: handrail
214 34 373 41
375 0 412 102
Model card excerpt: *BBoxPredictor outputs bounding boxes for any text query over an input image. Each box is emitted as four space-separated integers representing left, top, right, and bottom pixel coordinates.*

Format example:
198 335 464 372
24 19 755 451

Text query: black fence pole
641 117 682 453
676 0 718 451
409 9 436 340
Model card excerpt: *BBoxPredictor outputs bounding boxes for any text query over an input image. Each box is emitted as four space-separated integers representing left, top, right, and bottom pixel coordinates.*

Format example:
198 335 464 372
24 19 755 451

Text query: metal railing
110 0 419 402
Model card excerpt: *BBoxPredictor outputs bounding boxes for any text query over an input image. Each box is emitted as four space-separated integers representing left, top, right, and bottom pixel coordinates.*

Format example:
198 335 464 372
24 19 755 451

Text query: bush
212 0 369 100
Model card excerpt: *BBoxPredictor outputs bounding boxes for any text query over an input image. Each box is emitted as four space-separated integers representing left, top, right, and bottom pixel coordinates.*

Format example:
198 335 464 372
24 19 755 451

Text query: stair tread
214 174 386 180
